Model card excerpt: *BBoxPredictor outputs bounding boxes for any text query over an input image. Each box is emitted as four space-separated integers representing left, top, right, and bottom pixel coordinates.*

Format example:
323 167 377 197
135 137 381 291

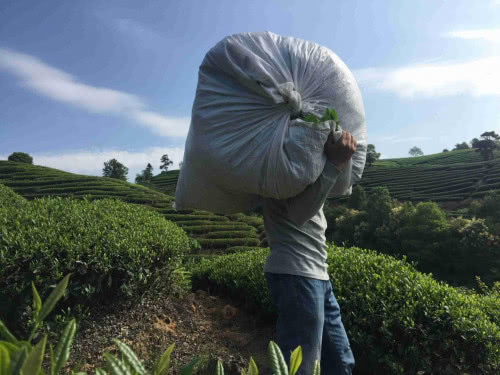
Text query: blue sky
1 0 500 182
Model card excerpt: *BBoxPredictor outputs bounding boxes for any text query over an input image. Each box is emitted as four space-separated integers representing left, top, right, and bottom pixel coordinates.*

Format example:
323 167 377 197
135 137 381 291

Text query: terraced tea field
144 150 500 205
359 149 500 202
0 161 266 253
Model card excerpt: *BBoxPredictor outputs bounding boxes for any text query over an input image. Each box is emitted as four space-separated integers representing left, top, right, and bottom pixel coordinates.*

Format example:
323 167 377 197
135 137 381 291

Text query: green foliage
102 159 128 181
7 152 33 164
159 154 173 172
328 189 500 287
191 246 500 375
366 144 381 166
202 231 259 239
0 195 191 327
0 184 27 210
297 107 339 130
196 238 261 249
348 185 367 210
225 246 263 254
408 146 424 157
453 142 470 150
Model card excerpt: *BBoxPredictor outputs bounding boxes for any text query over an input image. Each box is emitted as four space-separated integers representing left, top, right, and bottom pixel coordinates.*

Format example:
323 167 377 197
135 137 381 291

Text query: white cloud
132 111 190 137
445 28 500 42
355 56 500 98
0 147 185 183
0 48 189 137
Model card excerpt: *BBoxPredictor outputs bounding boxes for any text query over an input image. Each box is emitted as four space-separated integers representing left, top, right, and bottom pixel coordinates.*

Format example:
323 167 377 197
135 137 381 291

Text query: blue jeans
265 272 355 375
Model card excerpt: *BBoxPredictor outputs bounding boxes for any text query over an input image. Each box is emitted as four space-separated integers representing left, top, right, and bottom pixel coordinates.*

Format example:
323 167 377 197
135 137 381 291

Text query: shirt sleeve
284 160 342 227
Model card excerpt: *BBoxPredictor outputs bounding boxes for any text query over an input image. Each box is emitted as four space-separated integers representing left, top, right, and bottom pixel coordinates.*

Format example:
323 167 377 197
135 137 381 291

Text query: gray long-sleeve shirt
262 161 341 280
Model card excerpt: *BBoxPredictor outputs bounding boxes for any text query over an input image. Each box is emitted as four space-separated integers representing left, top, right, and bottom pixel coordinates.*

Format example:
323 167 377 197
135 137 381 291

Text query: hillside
0 160 266 252
361 149 500 203
148 150 500 205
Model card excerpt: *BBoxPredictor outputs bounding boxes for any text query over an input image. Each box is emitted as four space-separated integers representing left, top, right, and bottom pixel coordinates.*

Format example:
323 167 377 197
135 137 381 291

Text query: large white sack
175 31 367 214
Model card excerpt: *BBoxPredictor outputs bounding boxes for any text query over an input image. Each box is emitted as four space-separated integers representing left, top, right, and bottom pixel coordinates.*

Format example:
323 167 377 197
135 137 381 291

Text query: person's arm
284 160 342 226
284 129 357 227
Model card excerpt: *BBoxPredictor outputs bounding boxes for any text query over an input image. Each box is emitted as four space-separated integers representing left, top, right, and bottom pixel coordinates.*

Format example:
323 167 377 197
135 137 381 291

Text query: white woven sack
175 31 367 214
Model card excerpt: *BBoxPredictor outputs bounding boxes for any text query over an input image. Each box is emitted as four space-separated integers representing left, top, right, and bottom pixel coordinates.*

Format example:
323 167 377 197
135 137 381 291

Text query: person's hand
324 130 357 171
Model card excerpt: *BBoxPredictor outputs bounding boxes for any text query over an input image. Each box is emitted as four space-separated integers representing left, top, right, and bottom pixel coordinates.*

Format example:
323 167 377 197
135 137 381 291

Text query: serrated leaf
178 357 200 375
312 360 320 375
0 344 10 375
22 335 47 375
39 274 71 322
9 347 27 375
0 321 19 344
153 343 174 375
247 357 258 375
32 282 42 315
95 368 107 375
216 360 224 375
112 339 146 375
289 346 302 375
104 354 132 375
51 319 76 375
267 341 287 375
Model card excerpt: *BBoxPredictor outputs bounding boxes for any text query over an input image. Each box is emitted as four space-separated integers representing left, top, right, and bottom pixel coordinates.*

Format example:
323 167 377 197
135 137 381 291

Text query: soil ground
66 287 277 375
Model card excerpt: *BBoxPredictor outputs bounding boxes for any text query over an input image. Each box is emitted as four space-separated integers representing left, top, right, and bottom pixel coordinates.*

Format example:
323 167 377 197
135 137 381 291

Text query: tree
366 144 381 167
8 152 33 164
160 154 173 173
348 185 367 210
409 146 424 157
103 159 128 181
366 186 393 227
473 131 499 160
144 163 153 181
453 142 470 150
471 138 480 149
442 149 449 153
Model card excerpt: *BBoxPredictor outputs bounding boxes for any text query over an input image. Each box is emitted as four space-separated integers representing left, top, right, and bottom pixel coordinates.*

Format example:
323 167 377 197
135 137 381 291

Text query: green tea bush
226 246 264 254
197 238 261 249
0 194 191 327
0 183 27 209
191 246 500 375
203 231 259 239
181 224 252 234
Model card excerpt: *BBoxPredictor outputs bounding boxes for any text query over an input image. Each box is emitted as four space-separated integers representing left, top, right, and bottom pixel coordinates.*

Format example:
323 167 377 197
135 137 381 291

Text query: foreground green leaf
153 343 174 375
104 353 132 375
267 341 287 375
51 319 76 375
39 274 71 322
0 344 10 375
0 321 19 345
289 346 302 375
22 335 47 375
178 357 200 375
9 347 27 375
112 339 146 375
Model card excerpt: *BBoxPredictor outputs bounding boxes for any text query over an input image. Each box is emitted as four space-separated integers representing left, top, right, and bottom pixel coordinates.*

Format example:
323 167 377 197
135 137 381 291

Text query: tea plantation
1 158 499 374
360 149 500 202
147 150 500 205
0 160 266 253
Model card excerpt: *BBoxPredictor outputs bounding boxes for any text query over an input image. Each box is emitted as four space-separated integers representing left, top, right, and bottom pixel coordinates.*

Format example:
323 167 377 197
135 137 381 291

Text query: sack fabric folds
175 31 367 214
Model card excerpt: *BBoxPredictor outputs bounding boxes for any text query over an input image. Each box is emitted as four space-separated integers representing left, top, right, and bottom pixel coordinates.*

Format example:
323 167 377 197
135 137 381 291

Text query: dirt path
67 288 276 375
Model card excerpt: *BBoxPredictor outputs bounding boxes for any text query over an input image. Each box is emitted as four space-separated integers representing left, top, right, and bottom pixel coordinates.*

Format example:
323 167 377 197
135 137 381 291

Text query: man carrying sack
263 129 357 374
